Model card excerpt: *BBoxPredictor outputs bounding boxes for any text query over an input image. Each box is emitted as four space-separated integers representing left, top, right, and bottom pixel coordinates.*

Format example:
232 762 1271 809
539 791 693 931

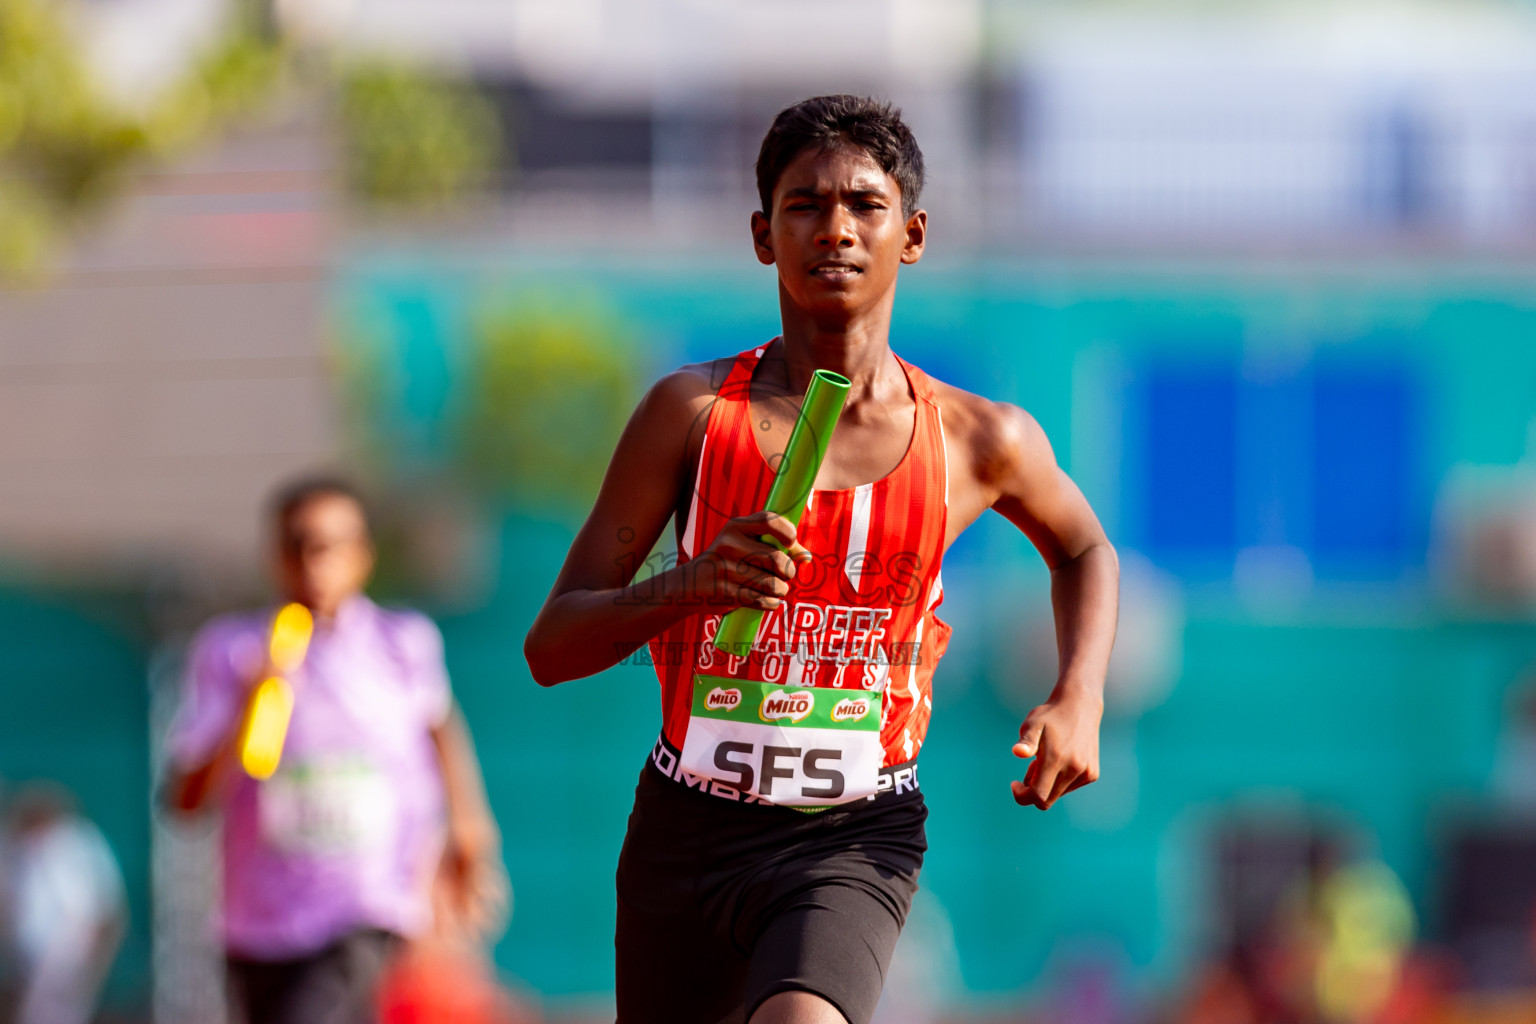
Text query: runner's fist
1010 688 1103 810
695 510 813 612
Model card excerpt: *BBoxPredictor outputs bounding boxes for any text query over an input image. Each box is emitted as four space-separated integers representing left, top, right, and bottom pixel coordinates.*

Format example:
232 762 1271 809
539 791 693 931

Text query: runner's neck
760 336 907 403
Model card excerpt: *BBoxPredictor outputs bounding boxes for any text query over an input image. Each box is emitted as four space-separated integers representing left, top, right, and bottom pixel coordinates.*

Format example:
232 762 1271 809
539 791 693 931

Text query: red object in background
1372 950 1455 1024
378 944 538 1024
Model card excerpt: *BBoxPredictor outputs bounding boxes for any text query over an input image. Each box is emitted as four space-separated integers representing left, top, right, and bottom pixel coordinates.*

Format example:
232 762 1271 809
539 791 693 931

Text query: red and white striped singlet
649 342 952 769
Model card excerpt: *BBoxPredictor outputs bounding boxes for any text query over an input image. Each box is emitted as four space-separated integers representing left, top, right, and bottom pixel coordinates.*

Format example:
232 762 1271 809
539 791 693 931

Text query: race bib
678 674 883 807
258 756 391 856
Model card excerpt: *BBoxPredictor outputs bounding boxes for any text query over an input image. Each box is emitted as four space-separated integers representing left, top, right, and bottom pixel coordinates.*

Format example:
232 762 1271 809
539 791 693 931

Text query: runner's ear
751 211 775 266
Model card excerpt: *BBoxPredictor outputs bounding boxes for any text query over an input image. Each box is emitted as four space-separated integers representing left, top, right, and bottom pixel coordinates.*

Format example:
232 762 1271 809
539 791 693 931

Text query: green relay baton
713 368 852 655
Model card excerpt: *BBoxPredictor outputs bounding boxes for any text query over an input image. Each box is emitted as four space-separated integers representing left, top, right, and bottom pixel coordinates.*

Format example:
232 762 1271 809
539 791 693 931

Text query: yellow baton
239 602 313 779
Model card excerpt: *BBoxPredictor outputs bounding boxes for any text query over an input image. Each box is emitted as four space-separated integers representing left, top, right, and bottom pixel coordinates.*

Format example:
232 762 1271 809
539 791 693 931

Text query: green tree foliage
0 0 137 269
331 290 641 519
0 0 502 276
337 62 502 208
0 0 285 273
453 300 640 512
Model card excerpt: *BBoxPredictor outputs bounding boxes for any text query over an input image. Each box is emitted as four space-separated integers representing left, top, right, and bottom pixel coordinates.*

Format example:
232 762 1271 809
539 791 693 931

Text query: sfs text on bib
678 675 883 807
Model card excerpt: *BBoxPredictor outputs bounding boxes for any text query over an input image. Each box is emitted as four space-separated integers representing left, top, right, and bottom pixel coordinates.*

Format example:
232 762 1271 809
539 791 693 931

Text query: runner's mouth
810 262 862 279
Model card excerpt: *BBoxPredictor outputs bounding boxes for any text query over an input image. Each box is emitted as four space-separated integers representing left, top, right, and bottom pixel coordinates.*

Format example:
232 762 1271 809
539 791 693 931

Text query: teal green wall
0 588 151 1004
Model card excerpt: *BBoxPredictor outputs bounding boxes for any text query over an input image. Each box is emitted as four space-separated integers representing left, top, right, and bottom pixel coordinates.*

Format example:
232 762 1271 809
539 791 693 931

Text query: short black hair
755 95 925 219
268 475 372 535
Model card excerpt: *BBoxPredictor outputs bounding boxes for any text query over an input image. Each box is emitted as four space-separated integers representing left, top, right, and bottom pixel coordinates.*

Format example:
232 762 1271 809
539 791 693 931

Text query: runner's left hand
1010 686 1103 810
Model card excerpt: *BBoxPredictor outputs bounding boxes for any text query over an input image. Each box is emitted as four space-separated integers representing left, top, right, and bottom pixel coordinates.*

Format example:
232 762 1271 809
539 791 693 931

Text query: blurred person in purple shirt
161 478 507 1024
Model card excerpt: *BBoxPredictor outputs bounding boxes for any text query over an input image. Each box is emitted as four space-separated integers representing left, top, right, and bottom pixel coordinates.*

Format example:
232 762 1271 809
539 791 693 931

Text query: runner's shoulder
922 373 1052 489
368 602 448 675
635 356 736 433
371 603 443 646
190 608 269 651
650 357 733 404
186 609 270 679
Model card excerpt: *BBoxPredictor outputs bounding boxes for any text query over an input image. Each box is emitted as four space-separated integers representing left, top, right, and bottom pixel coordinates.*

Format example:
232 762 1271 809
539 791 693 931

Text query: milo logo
704 687 742 711
759 689 814 723
831 697 872 723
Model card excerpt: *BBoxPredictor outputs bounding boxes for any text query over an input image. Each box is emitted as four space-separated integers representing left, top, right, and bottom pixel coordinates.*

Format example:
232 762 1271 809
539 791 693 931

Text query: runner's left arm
986 403 1119 810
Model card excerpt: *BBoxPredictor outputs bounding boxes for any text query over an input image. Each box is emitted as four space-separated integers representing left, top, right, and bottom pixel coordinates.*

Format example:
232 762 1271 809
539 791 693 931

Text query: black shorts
614 743 927 1024
227 928 400 1024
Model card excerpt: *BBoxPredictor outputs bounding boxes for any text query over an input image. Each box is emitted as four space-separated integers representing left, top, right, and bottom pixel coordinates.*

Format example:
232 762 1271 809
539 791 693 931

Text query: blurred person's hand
428 704 509 942
441 815 511 942
164 641 286 815
1011 686 1103 810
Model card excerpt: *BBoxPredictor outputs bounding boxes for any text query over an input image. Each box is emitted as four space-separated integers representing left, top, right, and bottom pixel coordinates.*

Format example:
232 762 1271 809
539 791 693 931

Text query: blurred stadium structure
2 0 1536 1021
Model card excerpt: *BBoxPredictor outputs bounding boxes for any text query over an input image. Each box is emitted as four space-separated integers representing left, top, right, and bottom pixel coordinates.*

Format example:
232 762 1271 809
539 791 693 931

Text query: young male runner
524 95 1119 1024
163 478 507 1024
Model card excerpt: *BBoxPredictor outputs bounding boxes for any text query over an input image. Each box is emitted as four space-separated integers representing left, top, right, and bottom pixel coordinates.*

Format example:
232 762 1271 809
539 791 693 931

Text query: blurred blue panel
1235 367 1312 552
1311 365 1414 566
1144 363 1238 560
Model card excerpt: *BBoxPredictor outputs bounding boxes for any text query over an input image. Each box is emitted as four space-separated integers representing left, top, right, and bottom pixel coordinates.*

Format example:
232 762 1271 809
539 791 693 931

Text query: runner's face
753 145 925 319
275 494 374 618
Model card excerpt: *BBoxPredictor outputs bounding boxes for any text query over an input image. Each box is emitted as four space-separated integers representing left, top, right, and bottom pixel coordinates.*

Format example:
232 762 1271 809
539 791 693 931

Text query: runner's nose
815 204 857 250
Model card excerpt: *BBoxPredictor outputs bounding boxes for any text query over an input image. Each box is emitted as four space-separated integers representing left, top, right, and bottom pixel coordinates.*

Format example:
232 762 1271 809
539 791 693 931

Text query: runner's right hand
694 510 813 612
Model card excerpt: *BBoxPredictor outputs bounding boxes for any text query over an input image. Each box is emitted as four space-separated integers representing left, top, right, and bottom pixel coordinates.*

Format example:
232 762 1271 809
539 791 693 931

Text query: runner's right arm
162 723 241 815
162 664 266 816
524 367 811 687
160 619 277 816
